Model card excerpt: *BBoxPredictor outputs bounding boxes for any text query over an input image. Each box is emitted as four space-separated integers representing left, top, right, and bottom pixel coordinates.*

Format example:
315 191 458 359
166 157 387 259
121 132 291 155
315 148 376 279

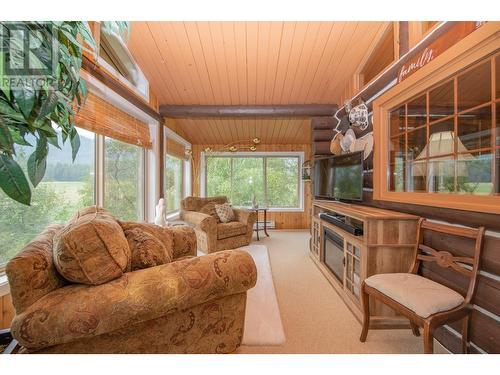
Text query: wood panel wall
313 22 500 353
191 143 312 229
0 294 14 330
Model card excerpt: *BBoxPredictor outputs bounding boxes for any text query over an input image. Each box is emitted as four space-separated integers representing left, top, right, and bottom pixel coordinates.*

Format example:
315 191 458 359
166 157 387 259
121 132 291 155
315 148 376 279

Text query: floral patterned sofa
6 206 257 354
180 196 257 254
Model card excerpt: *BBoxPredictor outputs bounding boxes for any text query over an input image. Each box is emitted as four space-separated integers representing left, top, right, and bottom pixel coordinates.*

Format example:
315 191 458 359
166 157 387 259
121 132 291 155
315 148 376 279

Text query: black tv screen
313 152 363 201
313 156 334 199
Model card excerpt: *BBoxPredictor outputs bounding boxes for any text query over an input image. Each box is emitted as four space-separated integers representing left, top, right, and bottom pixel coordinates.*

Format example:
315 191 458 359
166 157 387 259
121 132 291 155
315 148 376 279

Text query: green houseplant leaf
0 154 31 205
0 21 129 205
27 150 47 187
12 84 36 119
0 21 102 205
69 126 80 161
0 122 14 154
26 133 49 188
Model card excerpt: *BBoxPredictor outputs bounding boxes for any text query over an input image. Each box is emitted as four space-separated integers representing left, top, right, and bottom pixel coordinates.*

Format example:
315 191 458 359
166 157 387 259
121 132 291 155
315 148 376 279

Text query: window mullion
230 157 234 203
96 134 105 207
142 148 147 221
263 156 268 207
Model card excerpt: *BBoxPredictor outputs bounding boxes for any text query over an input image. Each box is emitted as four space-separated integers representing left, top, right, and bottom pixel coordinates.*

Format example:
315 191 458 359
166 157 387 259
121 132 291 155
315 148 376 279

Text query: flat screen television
313 151 363 201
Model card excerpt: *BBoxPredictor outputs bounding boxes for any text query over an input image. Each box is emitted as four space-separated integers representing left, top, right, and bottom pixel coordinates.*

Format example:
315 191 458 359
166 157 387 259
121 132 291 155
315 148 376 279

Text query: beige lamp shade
412 131 474 177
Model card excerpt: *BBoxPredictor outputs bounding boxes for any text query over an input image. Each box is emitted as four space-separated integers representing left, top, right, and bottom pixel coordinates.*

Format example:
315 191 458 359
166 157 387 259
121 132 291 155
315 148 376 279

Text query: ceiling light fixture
202 138 260 154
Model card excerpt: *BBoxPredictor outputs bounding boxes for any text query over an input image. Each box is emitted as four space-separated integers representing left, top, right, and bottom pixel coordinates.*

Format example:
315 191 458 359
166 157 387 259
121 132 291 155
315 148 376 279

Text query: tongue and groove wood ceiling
127 21 389 144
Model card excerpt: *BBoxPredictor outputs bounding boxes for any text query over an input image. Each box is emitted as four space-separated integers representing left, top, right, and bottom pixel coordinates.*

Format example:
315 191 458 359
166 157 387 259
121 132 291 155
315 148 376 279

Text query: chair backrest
181 196 228 211
410 218 485 304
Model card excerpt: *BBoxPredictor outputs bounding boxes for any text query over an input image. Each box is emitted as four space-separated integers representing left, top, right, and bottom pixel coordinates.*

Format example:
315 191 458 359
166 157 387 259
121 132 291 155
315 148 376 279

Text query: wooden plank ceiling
168 117 312 145
127 21 389 144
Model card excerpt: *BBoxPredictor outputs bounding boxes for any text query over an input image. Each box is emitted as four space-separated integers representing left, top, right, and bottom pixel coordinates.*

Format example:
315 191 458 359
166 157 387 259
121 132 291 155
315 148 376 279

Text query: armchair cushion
118 221 174 260
11 250 257 351
365 273 465 318
124 228 171 271
217 222 247 240
68 205 114 223
53 213 130 286
199 202 221 222
118 222 196 260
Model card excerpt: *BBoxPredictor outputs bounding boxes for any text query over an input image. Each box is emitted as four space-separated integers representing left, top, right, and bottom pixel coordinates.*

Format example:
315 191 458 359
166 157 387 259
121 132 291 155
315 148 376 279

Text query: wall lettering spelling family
397 21 481 82
398 47 434 82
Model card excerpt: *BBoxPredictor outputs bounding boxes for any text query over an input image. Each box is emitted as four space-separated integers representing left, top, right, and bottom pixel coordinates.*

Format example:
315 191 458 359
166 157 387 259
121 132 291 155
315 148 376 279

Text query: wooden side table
253 207 270 241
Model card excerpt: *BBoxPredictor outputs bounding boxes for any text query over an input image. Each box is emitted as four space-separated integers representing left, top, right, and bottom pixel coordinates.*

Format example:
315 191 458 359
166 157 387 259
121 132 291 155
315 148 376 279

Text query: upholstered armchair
6 207 257 354
180 196 257 254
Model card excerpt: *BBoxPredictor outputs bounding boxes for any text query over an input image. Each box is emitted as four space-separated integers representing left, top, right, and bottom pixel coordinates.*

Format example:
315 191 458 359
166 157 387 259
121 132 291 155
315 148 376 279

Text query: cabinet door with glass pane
311 217 321 259
344 241 361 301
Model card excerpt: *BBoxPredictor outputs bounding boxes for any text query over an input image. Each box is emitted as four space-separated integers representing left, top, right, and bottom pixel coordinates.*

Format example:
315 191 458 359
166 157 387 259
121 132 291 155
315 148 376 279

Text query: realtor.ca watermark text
0 22 59 91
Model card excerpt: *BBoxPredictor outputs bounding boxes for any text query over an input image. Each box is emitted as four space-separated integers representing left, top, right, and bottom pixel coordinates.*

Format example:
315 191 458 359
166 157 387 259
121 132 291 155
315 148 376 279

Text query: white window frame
94 22 150 102
83 71 161 223
164 126 192 218
164 153 185 215
102 135 147 221
200 151 305 212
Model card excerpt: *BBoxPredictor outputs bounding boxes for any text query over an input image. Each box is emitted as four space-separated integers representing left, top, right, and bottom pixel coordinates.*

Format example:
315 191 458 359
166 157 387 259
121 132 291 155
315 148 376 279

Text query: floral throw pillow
214 203 235 223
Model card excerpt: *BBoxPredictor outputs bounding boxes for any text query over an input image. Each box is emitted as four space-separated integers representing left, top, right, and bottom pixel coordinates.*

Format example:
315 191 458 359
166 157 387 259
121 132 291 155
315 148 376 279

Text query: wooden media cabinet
310 199 420 329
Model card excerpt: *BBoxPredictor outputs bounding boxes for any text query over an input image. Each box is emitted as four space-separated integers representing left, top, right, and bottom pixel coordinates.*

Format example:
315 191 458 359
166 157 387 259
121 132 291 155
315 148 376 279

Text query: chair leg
359 283 370 342
423 323 434 354
462 314 470 354
410 322 420 337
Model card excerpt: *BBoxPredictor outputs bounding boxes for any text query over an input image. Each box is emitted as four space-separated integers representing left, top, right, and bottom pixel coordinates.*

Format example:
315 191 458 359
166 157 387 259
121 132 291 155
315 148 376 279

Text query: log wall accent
160 104 338 118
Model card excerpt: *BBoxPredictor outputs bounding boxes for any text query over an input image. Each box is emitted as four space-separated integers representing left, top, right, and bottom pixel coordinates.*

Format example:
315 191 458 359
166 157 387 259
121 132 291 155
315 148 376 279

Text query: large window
204 153 302 210
373 26 499 214
0 89 160 267
104 137 144 221
266 157 300 207
388 54 499 196
165 154 184 213
0 128 95 265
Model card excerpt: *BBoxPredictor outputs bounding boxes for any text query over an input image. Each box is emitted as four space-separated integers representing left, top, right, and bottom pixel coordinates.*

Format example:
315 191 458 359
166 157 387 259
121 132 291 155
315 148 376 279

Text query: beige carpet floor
236 230 428 354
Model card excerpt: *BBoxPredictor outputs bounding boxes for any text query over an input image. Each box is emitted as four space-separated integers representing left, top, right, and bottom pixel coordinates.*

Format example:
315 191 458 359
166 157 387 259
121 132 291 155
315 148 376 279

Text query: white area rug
197 245 285 346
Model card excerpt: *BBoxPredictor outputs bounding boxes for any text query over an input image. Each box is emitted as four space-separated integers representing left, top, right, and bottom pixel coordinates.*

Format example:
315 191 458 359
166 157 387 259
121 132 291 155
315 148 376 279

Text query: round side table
252 207 270 241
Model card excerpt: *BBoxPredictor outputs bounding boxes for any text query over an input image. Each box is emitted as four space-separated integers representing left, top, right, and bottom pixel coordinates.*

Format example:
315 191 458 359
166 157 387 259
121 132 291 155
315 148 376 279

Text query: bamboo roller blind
166 137 186 160
74 93 152 148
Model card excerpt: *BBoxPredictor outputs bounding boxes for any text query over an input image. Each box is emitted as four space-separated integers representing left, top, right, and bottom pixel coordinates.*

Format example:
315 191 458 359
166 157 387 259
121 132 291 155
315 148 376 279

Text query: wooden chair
359 218 485 354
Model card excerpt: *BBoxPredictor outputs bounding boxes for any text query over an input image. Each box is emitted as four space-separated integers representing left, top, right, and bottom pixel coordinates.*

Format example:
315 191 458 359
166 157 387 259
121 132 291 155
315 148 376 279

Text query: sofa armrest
11 250 257 350
233 208 257 226
180 210 217 233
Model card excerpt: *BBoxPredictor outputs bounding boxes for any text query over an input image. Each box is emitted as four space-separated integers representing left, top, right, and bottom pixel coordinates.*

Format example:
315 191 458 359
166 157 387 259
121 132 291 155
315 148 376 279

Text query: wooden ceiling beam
160 104 338 118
